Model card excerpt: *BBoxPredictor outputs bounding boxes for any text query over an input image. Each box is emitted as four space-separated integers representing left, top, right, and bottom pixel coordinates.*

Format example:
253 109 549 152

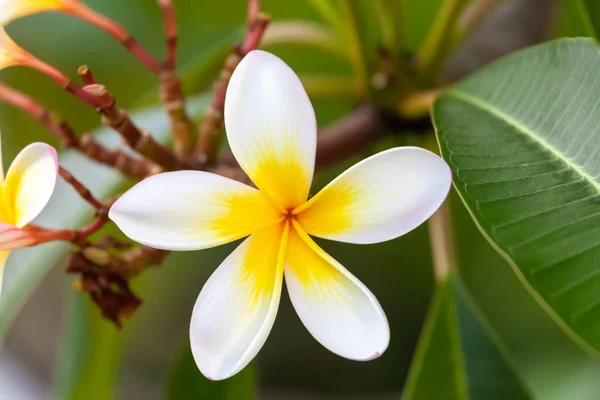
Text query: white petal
190 223 288 380
295 147 452 244
285 221 389 360
224 50 317 210
4 142 58 228
109 171 281 251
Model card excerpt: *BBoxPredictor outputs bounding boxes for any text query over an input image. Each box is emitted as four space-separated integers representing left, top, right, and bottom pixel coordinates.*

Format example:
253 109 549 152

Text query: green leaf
54 291 126 400
0 94 209 343
165 344 257 400
402 275 531 400
576 0 600 39
434 37 600 355
557 0 600 40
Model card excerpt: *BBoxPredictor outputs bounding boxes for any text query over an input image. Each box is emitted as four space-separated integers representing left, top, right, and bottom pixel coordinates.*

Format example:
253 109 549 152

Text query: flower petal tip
363 351 382 361
47 144 59 172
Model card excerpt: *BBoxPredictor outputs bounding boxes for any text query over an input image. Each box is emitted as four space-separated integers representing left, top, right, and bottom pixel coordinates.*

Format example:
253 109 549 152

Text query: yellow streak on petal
244 128 311 211
173 187 282 247
294 177 365 237
286 219 351 305
236 221 288 312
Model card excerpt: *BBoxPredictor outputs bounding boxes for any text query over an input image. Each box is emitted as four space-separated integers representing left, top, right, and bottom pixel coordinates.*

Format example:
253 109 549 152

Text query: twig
194 0 270 163
77 65 97 85
25 56 99 108
65 2 162 74
80 245 168 278
58 166 106 212
159 69 195 155
83 84 197 170
428 201 456 281
79 134 162 180
0 82 160 180
155 0 196 155
158 0 178 70
415 0 469 84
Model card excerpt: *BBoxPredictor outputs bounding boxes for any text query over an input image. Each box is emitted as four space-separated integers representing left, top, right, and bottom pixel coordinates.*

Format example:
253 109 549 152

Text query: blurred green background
1 0 599 399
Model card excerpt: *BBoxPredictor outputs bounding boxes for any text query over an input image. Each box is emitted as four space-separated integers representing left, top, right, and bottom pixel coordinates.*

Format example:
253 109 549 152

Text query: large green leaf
0 94 209 342
434 37 600 354
402 275 531 400
165 344 257 400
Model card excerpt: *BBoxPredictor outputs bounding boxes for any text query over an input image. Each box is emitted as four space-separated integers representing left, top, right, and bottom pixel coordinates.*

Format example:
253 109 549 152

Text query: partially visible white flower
0 138 58 296
110 50 452 380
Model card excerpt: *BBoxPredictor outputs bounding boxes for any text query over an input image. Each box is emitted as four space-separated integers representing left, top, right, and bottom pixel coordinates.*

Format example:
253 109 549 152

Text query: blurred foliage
402 274 531 400
2 1 600 400
166 345 256 400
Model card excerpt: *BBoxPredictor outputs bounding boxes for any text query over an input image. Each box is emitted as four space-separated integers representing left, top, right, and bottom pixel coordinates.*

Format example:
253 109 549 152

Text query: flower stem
194 0 270 163
58 166 106 212
83 84 197 170
65 2 162 74
0 82 160 180
428 200 456 281
415 0 468 84
158 0 178 70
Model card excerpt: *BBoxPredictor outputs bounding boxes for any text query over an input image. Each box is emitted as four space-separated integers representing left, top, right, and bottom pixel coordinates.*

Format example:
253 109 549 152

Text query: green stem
374 0 401 59
303 0 342 28
338 0 369 98
416 0 468 84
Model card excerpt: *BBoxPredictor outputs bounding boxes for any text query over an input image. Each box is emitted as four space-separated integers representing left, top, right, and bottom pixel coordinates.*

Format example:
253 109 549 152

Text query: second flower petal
224 50 317 211
285 221 389 361
109 171 281 251
190 223 288 380
295 147 452 244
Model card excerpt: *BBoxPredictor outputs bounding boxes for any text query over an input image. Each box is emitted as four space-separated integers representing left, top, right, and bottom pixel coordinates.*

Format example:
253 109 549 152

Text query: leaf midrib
446 89 600 193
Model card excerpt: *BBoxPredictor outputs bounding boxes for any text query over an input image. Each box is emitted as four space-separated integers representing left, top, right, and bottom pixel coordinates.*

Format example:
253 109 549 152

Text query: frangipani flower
0 0 83 27
0 27 29 70
109 50 452 380
0 138 59 296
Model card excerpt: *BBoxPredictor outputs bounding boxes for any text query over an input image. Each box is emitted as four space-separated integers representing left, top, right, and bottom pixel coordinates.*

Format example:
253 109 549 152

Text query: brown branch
159 69 195 155
25 57 100 108
0 82 160 180
77 65 97 85
194 0 270 163
158 0 178 70
84 84 198 170
59 166 106 212
66 2 162 74
79 135 162 180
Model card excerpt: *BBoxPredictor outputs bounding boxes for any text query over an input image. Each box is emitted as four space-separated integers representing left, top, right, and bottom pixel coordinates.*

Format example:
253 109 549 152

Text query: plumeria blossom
0 27 30 70
109 50 452 380
0 137 59 296
0 0 86 27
